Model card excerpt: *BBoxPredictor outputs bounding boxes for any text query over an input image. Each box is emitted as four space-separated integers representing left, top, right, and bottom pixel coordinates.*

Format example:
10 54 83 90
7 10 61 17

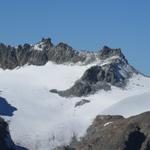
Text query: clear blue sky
0 0 150 75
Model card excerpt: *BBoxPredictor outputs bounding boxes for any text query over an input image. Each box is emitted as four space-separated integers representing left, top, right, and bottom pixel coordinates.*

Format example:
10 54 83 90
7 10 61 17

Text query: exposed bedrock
54 111 150 150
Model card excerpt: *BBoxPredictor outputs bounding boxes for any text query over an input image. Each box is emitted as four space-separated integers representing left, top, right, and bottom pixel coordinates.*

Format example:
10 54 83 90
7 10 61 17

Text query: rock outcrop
55 111 150 150
75 99 90 107
0 116 28 150
0 38 136 70
50 46 137 97
99 46 124 60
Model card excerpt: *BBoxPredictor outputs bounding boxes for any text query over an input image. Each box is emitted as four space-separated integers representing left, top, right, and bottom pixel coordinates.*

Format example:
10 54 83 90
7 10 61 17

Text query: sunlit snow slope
0 62 150 150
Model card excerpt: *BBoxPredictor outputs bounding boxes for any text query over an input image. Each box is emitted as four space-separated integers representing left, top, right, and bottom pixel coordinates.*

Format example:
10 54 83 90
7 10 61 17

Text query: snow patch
104 122 113 127
33 42 45 51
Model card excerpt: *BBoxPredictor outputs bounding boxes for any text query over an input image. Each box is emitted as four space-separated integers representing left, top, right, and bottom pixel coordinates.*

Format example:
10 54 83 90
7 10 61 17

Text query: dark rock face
3 38 53 68
52 65 111 97
28 50 48 66
0 38 134 71
0 38 93 69
99 46 125 60
47 43 84 64
0 117 15 150
124 130 145 150
57 112 150 150
0 44 18 69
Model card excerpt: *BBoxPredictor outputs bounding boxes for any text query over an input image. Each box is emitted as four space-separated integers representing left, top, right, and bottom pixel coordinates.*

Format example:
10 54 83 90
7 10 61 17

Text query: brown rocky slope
55 111 150 150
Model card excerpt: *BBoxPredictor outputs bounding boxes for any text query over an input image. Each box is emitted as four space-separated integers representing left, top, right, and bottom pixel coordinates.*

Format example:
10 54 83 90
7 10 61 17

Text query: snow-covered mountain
0 38 150 150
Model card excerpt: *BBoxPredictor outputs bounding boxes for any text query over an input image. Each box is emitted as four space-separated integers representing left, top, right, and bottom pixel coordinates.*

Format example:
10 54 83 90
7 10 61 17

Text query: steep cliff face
55 112 150 150
0 39 51 69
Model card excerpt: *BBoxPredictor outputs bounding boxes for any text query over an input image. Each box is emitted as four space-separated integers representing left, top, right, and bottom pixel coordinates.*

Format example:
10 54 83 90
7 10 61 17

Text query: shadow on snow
0 97 17 116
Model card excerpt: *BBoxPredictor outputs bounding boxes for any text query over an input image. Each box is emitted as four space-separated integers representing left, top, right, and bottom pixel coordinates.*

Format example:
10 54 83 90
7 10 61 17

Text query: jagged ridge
0 38 134 69
0 38 101 69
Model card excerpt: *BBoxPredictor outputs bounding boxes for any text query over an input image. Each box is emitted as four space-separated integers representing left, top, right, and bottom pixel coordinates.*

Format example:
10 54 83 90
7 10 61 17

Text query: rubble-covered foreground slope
56 111 150 150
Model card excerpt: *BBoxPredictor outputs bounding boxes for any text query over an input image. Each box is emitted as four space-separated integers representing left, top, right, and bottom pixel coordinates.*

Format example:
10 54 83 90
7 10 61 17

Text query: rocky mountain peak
33 37 53 51
99 46 124 60
0 43 7 49
41 37 53 47
56 42 73 50
23 43 31 49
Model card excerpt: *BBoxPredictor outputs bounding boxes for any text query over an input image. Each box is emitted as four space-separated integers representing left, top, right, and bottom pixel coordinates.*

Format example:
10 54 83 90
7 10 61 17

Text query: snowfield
102 92 150 117
0 62 150 150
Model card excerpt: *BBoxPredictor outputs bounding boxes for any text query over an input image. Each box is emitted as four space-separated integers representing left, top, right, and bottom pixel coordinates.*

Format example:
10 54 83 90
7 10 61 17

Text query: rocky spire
41 37 53 48
34 37 53 50
99 46 124 60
